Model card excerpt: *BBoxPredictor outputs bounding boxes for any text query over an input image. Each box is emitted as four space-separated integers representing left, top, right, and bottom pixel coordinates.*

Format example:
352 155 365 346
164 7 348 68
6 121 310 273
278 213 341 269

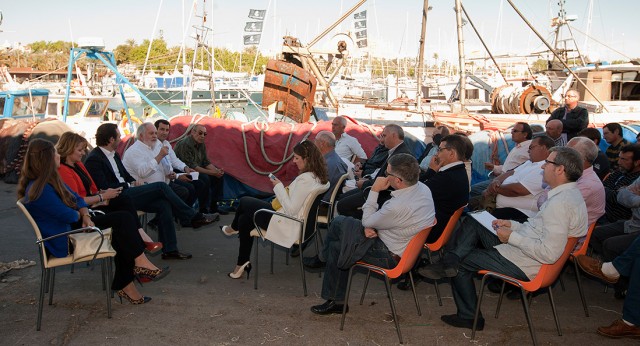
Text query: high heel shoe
228 261 251 279
134 266 171 283
144 241 163 254
116 289 151 304
220 225 239 236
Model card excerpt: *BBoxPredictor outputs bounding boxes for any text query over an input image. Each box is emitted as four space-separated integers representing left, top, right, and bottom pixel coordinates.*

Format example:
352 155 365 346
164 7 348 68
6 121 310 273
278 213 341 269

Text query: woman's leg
235 197 273 265
101 194 156 243
92 211 144 291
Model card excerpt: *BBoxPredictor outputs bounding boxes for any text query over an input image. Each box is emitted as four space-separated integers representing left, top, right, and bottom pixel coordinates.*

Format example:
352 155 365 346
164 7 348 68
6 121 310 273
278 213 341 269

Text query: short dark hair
452 132 474 160
533 135 555 149
388 153 419 185
604 123 623 136
577 127 602 145
95 123 119 147
620 144 640 161
154 119 170 129
549 147 583 182
440 134 467 160
515 122 533 140
385 124 405 140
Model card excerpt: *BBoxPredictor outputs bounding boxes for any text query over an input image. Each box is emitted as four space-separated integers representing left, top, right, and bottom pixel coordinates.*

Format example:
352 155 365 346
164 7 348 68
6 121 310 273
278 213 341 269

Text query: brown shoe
597 319 640 339
576 255 618 284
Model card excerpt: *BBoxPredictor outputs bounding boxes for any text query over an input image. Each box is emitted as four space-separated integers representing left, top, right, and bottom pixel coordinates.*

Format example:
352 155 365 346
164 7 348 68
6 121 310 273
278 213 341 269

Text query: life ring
120 115 142 135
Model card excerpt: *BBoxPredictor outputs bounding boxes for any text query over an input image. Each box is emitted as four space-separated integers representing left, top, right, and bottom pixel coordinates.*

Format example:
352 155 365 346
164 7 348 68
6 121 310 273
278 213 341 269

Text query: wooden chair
250 182 330 296
424 204 466 306
471 237 578 345
340 224 435 344
16 201 114 331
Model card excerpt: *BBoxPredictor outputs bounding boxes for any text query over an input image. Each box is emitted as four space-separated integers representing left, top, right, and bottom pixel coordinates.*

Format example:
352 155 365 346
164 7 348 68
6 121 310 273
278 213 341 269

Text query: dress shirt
161 139 189 171
493 140 532 175
616 177 640 234
362 182 436 257
419 146 438 170
335 132 367 160
122 140 169 183
99 146 126 184
496 182 588 279
496 160 545 217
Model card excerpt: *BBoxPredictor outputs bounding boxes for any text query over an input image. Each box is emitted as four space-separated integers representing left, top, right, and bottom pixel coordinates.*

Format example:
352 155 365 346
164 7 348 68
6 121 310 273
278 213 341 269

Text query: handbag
270 187 289 211
68 228 116 262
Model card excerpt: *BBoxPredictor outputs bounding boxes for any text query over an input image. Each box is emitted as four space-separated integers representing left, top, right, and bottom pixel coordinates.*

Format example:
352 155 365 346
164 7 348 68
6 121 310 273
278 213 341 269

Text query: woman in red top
56 131 162 254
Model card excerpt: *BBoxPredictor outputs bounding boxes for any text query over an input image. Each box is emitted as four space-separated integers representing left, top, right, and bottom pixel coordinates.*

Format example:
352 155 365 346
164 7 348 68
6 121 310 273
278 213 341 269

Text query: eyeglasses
197 131 207 136
386 171 403 181
544 159 560 166
436 146 451 152
511 129 524 133
565 94 578 98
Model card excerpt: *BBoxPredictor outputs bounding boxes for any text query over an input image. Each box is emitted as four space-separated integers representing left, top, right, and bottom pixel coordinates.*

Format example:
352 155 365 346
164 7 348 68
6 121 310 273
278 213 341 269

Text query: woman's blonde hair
56 131 88 164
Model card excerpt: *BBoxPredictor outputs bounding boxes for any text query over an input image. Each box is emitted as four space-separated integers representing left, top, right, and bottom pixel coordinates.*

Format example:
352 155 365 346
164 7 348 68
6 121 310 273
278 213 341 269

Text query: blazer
422 163 469 243
85 147 135 190
362 141 412 190
59 162 98 197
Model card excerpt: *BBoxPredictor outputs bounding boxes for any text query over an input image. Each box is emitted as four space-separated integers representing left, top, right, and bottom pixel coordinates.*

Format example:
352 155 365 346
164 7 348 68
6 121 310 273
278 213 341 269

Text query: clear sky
1 0 637 65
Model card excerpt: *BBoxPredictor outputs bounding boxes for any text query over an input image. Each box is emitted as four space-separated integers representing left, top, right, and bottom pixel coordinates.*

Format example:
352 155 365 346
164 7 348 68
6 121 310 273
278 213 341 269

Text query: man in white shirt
483 135 554 222
332 116 367 162
154 119 211 214
470 122 532 198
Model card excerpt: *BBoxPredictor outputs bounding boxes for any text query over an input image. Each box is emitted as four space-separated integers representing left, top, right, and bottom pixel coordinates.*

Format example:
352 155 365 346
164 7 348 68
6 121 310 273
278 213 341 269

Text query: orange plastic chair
471 237 578 346
340 223 435 344
568 223 596 317
424 204 466 306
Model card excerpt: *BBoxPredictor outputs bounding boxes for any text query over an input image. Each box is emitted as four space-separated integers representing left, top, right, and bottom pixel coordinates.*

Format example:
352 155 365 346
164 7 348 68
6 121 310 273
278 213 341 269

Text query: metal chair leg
384 276 403 344
254 238 259 290
472 275 489 340
427 250 443 306
574 260 589 317
105 258 112 318
48 268 56 305
520 288 538 346
270 243 275 274
101 260 107 291
299 242 308 297
360 271 372 305
408 271 421 315
44 269 50 294
36 268 47 331
340 267 356 331
548 286 562 336
495 281 506 318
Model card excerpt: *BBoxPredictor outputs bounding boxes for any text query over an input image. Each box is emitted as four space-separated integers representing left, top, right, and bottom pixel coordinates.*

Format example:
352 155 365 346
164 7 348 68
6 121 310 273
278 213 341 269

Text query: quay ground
0 181 632 345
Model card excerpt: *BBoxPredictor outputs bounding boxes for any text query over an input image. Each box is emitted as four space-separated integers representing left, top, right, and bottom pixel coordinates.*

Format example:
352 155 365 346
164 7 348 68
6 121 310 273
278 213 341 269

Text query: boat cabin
0 89 49 119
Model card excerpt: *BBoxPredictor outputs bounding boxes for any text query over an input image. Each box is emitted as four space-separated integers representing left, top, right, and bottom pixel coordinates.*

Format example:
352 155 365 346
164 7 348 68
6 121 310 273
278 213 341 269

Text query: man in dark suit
336 124 412 219
420 134 470 243
85 123 215 260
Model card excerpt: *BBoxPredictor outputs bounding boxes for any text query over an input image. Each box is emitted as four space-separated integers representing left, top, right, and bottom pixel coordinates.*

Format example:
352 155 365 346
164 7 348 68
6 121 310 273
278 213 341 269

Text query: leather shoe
441 314 484 331
303 256 326 269
418 262 458 280
597 319 640 339
576 255 618 284
311 300 348 315
161 251 192 260
190 213 218 229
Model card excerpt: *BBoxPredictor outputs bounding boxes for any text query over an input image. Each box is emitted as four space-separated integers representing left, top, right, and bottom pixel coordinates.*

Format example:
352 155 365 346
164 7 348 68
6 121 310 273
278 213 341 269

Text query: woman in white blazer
221 141 329 279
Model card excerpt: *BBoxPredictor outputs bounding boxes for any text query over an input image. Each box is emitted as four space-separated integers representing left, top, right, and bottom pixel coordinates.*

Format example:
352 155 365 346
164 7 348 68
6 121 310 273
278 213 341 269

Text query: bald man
546 119 566 147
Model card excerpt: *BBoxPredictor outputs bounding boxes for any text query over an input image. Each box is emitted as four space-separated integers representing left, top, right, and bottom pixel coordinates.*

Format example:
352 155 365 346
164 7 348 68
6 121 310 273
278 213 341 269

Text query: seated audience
19 139 168 305
577 127 610 180
332 116 367 162
601 144 640 223
603 122 628 170
314 130 347 202
546 119 566 147
546 89 589 140
419 125 450 171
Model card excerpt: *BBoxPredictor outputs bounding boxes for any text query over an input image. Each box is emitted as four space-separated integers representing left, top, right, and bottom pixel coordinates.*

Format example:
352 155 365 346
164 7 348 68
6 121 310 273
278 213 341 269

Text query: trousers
611 235 640 325
231 196 274 265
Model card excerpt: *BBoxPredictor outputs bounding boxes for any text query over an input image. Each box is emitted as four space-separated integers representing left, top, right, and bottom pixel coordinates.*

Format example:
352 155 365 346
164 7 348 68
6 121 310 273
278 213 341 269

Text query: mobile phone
268 173 276 180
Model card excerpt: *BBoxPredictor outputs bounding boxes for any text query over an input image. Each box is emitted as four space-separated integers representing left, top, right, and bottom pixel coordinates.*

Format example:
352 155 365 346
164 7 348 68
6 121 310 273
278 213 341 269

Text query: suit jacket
362 142 412 190
421 163 469 243
85 147 135 190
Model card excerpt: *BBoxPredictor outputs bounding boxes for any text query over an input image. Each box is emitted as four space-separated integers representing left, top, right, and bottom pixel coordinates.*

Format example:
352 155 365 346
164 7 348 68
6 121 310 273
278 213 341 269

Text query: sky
1 0 638 66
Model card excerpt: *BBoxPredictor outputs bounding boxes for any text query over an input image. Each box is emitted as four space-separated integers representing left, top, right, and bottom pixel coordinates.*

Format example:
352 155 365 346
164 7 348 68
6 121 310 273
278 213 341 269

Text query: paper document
469 211 497 235
177 172 199 180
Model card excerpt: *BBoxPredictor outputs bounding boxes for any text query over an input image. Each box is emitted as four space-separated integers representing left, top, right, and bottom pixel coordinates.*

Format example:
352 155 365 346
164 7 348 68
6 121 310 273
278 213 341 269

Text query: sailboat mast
454 0 466 109
416 0 429 111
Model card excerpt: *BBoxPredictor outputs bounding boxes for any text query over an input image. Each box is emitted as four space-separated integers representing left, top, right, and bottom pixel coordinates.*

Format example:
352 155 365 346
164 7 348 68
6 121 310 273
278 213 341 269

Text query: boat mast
454 0 466 110
416 0 429 112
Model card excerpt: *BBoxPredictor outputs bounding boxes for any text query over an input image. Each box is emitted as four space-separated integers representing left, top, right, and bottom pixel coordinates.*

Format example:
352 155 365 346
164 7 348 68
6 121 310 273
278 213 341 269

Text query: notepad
469 210 497 235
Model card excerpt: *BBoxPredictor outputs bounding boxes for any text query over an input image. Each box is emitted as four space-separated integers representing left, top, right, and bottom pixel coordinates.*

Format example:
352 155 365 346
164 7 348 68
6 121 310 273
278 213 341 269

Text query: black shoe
303 256 326 269
311 300 348 315
190 213 217 229
441 314 484 331
418 262 458 280
161 251 193 260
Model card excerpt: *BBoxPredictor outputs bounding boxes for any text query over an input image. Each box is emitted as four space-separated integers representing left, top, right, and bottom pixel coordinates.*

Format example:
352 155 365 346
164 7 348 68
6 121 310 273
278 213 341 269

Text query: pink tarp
160 116 382 193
